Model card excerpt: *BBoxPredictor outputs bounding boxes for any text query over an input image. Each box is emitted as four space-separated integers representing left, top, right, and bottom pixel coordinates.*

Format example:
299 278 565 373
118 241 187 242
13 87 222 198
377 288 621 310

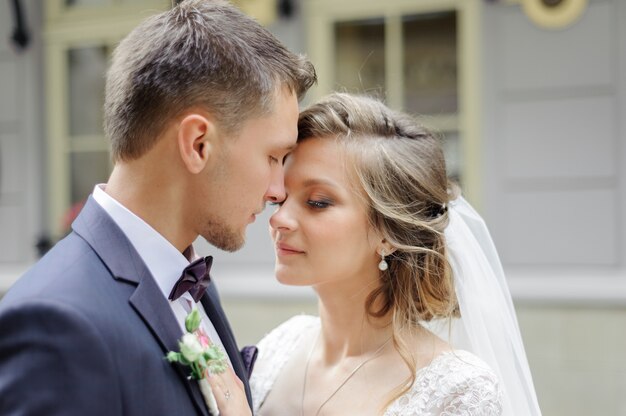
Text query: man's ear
177 113 217 174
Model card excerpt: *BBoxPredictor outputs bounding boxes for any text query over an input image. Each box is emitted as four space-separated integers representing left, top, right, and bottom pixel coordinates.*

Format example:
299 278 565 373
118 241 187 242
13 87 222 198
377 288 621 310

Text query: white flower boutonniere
166 308 228 414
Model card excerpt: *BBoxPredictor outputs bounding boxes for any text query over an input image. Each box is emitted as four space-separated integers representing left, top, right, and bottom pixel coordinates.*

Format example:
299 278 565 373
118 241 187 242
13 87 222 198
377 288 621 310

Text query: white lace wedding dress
251 315 502 415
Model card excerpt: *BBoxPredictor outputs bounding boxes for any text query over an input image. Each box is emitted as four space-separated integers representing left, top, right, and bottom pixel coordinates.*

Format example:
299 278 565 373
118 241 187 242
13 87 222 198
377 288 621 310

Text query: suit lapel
129 276 210 416
72 197 210 416
201 286 253 407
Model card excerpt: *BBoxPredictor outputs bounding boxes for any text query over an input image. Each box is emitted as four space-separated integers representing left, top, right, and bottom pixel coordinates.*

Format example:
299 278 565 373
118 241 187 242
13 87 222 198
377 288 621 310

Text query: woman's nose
269 201 297 232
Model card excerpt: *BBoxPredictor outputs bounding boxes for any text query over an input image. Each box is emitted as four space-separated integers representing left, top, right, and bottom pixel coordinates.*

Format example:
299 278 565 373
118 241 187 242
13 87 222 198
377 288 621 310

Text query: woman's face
269 137 381 290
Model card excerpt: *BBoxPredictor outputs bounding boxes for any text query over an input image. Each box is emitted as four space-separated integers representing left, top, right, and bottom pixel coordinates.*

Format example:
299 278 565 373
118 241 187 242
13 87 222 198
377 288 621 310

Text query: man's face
197 88 299 251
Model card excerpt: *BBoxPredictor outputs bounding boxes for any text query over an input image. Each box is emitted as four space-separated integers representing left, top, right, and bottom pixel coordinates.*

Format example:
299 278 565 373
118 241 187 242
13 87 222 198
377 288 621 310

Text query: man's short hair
104 0 316 161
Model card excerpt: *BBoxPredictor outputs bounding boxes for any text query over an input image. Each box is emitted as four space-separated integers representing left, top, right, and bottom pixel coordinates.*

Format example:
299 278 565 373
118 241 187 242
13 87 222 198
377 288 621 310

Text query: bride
210 93 541 416
211 92 541 415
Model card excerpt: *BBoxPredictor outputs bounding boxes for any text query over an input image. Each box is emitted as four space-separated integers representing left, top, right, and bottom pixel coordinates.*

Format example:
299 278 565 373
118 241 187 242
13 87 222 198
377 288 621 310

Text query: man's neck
106 164 195 253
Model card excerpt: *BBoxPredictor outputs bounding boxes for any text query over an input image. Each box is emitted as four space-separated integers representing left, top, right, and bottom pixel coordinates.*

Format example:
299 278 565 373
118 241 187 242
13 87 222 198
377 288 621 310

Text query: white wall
0 0 43 267
483 0 625 270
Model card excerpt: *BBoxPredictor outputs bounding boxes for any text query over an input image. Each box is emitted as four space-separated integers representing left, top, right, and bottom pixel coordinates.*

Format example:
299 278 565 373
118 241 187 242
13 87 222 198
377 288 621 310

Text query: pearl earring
378 249 388 271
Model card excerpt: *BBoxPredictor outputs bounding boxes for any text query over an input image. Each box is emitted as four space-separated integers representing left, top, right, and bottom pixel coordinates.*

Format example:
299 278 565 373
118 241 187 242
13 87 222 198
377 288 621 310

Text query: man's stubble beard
201 215 245 252
198 141 246 252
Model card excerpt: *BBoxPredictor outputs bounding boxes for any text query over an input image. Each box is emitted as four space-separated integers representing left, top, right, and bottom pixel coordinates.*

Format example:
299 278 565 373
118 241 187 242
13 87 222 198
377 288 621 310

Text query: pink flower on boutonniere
196 327 211 349
166 308 228 414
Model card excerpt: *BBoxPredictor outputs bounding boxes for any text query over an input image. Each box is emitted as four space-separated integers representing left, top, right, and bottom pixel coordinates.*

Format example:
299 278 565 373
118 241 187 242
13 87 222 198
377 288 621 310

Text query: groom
0 1 315 415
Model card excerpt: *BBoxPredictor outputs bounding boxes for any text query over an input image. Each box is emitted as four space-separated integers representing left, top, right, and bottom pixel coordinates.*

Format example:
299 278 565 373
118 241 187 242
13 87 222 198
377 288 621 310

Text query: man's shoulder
28 231 104 279
1 232 117 311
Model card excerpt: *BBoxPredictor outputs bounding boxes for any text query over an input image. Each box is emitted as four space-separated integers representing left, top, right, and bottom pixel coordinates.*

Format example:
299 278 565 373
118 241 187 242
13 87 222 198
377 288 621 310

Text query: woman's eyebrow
301 178 341 189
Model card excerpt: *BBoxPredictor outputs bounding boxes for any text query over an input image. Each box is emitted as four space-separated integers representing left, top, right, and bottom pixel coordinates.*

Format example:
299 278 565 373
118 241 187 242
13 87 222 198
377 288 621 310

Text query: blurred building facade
0 0 625 414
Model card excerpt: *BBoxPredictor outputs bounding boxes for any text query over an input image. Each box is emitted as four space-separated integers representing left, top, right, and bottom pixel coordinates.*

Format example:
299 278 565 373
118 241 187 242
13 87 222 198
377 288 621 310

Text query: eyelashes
269 198 334 209
306 199 333 209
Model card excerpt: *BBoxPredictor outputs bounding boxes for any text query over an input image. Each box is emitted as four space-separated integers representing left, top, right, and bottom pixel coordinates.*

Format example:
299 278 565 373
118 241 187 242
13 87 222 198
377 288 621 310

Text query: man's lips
275 242 304 255
249 209 264 222
250 207 265 222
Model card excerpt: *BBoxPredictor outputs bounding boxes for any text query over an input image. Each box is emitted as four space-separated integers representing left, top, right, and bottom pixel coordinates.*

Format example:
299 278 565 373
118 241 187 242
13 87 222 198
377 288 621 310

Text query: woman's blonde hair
298 92 460 407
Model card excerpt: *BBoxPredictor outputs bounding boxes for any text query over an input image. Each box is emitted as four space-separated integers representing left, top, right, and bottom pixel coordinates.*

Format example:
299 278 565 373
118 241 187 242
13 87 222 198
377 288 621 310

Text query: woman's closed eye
307 199 333 209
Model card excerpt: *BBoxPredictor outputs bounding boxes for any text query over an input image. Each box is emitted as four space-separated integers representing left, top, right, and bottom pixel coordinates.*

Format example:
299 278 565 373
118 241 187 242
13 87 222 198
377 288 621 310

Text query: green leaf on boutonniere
185 308 202 333
166 308 228 381
166 351 181 362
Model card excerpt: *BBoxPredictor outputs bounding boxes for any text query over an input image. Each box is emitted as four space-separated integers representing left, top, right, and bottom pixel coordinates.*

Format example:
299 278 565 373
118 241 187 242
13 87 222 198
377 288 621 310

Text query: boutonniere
166 308 228 414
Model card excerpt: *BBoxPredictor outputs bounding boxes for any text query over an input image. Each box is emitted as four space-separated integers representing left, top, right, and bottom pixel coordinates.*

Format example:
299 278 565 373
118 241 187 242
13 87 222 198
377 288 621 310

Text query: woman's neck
315 281 393 364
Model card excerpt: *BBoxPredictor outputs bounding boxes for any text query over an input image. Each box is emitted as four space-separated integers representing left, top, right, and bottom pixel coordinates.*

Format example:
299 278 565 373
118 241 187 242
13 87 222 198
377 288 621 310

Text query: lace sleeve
250 315 319 413
437 365 502 416
385 350 503 416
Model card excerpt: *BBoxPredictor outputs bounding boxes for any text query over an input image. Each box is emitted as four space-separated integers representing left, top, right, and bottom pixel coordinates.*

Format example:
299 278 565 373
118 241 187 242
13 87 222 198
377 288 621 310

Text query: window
43 1 168 237
304 0 481 202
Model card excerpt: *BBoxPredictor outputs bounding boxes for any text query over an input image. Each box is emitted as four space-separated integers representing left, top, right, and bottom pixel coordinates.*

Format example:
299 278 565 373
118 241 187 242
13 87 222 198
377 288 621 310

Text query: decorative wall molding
3 264 626 305
494 0 589 29
521 0 588 29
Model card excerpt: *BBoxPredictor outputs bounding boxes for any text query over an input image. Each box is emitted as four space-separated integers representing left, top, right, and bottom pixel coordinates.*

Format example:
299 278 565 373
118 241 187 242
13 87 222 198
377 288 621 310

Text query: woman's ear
377 239 397 256
177 113 217 174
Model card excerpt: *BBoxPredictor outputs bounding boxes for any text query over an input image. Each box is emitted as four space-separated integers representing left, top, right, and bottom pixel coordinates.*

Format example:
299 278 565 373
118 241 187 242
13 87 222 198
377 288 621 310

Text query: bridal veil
428 196 542 415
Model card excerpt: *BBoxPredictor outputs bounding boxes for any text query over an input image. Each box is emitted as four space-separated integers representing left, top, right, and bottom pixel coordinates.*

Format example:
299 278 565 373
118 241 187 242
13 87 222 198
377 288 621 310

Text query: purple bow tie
168 256 213 302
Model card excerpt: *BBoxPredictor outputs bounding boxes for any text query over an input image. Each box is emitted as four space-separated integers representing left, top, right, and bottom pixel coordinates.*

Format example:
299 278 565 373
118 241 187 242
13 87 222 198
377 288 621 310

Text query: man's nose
264 168 286 203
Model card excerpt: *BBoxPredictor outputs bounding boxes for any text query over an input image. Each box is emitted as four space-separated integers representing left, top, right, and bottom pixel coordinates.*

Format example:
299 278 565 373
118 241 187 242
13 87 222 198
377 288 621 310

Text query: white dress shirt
92 184 229 360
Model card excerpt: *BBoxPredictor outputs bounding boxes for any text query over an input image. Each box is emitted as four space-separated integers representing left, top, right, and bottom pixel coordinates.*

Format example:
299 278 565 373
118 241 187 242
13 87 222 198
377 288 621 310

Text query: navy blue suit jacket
0 197 252 415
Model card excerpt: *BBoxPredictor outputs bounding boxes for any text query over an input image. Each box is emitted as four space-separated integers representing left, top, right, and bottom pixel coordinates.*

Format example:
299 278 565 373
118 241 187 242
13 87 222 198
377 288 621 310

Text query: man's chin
221 240 245 252
202 230 245 252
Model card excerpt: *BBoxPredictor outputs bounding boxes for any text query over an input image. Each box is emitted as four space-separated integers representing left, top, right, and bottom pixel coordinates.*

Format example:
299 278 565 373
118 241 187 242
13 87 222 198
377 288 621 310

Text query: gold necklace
300 333 393 416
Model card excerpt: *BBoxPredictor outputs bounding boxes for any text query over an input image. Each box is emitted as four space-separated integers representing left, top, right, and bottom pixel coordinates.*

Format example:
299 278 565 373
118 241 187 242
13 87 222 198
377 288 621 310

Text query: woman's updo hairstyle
298 93 460 327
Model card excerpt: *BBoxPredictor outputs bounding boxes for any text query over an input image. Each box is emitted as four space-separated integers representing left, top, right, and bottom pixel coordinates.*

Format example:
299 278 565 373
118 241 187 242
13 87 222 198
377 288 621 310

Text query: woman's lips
275 242 304 255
